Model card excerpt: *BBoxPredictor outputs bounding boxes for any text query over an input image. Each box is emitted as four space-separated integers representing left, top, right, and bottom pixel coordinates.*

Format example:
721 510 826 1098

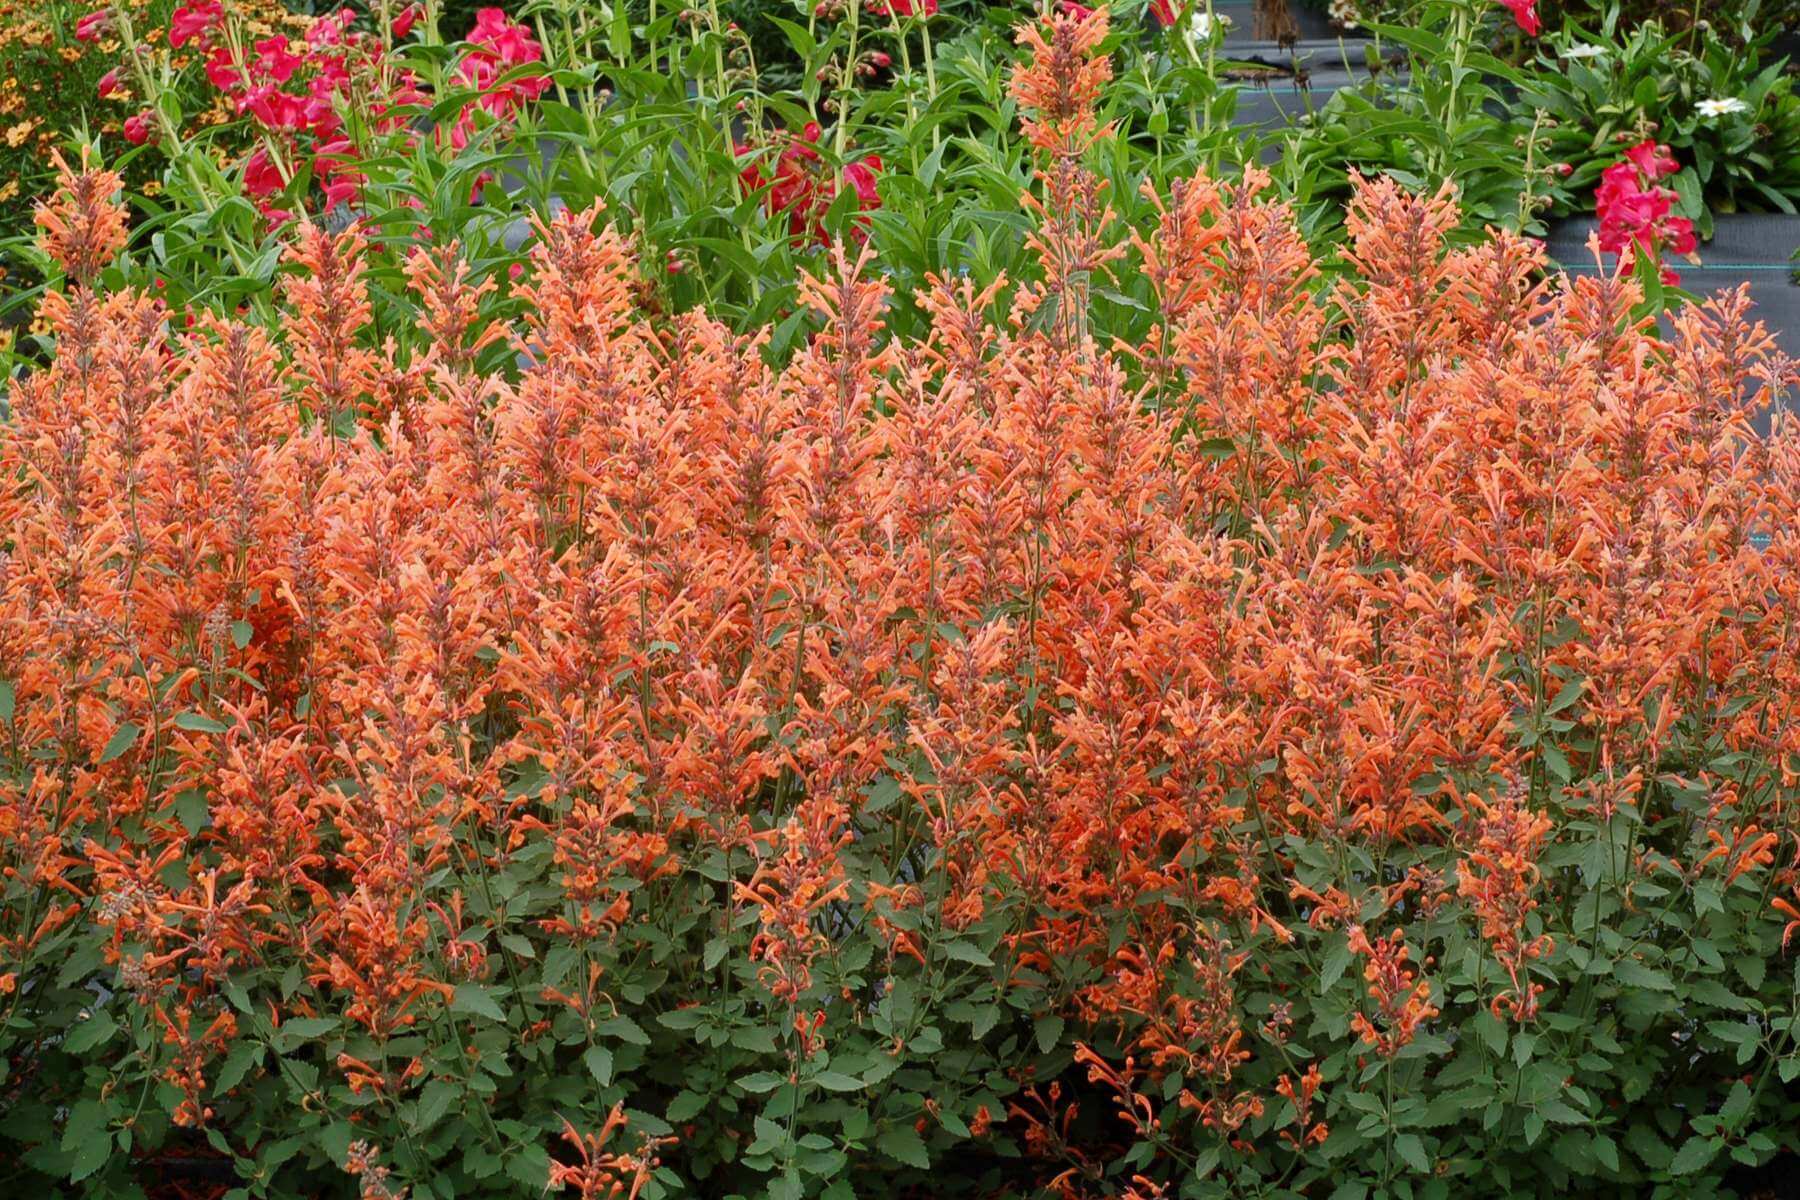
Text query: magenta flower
169 0 222 49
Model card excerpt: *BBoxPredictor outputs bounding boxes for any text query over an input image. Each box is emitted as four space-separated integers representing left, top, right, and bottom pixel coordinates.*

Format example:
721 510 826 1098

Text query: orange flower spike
34 147 128 285
283 219 378 431
1346 926 1439 1057
1010 4 1113 156
1457 784 1554 1021
549 1106 675 1200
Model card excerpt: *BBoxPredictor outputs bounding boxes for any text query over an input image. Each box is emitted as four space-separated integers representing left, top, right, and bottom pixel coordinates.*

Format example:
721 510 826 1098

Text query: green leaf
940 941 993 967
212 1041 262 1095
504 1144 550 1190
1670 1135 1720 1175
275 1016 339 1043
61 1010 117 1054
415 1079 458 1130
172 711 230 734
1320 936 1352 992
596 1014 649 1045
667 1090 708 1122
876 1124 930 1169
1592 1132 1620 1173
1033 1014 1065 1054
67 1133 112 1183
1718 1080 1754 1129
583 1045 614 1087
1473 1010 1506 1057
0 679 14 725
1613 959 1673 991
174 788 210 836
737 1071 785 1094
451 984 507 1022
811 1070 863 1093
1394 1133 1430 1173
99 722 141 764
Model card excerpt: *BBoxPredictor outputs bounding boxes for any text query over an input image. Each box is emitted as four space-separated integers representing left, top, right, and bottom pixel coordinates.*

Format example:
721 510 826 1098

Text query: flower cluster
1595 138 1698 284
76 0 546 220
736 120 883 246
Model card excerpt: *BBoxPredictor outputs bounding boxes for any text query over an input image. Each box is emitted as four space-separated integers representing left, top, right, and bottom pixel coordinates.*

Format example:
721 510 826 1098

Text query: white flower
1559 43 1607 60
1695 97 1750 118
1180 8 1229 56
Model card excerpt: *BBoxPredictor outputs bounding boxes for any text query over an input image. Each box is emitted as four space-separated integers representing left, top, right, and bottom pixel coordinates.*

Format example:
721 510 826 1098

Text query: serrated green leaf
451 984 506 1022
1394 1133 1430 1173
60 1010 117 1054
415 1079 457 1130
811 1070 863 1093
99 722 140 764
1670 1135 1720 1175
876 1124 929 1169
583 1045 614 1087
597 1014 650 1045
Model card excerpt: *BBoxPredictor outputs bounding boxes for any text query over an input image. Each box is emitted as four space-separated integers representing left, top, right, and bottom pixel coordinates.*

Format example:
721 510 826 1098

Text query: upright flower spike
549 1106 674 1200
282 219 378 429
1010 2 1113 157
33 149 128 285
1010 4 1124 351
1457 784 1554 1021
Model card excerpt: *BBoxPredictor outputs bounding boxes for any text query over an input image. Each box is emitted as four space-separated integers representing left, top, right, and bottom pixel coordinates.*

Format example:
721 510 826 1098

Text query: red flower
880 0 938 14
392 3 422 38
1595 140 1696 284
1150 0 1180 25
205 47 240 90
843 156 882 209
122 111 154 144
467 7 542 66
1498 0 1539 34
739 123 882 247
97 67 125 99
1624 138 1678 181
74 9 112 41
242 145 284 198
1059 1 1097 17
169 0 222 49
254 36 304 85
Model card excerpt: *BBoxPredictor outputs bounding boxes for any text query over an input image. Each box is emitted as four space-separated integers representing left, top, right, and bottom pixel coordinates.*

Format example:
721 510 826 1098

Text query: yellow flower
5 119 36 148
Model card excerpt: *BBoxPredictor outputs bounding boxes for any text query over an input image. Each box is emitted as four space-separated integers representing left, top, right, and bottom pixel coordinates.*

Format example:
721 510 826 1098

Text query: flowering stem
922 18 939 152
836 0 862 162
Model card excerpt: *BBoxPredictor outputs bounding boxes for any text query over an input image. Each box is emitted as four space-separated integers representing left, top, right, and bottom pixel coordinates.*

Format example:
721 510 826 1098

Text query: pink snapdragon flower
1595 139 1697 285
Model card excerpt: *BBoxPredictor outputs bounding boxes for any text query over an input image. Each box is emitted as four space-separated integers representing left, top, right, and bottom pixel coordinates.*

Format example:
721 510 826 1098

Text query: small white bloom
1559 43 1607 60
1695 97 1750 118
1181 8 1227 56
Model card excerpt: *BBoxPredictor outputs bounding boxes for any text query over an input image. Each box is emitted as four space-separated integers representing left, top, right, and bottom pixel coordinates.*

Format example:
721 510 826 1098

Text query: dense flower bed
4 7 1800 1199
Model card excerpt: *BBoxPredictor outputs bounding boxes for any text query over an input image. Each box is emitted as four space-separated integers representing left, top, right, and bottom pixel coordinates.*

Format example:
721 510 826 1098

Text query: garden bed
4 3 1800 1199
